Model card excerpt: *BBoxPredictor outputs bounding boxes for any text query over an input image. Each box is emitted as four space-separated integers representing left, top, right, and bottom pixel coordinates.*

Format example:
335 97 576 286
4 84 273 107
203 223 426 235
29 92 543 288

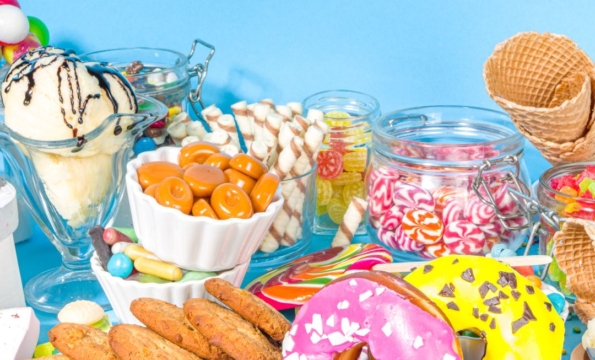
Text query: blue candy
499 249 517 257
107 253 133 278
133 137 156 155
547 293 566 315
491 244 508 258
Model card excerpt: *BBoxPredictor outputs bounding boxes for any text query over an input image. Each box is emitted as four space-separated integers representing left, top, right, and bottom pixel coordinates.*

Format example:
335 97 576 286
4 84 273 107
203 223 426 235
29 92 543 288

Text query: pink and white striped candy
464 196 496 225
394 225 424 252
432 186 465 212
493 183 521 215
368 215 382 229
367 167 400 189
479 221 503 238
401 209 444 245
420 242 453 259
392 183 435 212
377 227 396 248
369 176 395 216
441 198 464 225
380 205 405 230
443 220 486 255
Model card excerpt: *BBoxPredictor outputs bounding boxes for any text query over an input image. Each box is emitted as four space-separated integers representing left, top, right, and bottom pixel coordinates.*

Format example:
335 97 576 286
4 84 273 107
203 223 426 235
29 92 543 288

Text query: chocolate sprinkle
499 291 509 300
511 302 536 334
526 285 535 294
545 302 552 312
511 290 521 301
447 302 460 311
497 271 518 289
453 259 459 264
489 318 496 330
478 281 498 299
550 323 555 332
423 265 434 274
462 268 475 283
483 297 502 314
439 284 455 298
480 314 488 321
472 308 479 319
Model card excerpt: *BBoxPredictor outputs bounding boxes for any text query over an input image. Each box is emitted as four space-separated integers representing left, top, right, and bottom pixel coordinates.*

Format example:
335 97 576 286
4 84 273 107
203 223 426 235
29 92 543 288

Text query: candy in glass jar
302 90 380 235
367 106 530 261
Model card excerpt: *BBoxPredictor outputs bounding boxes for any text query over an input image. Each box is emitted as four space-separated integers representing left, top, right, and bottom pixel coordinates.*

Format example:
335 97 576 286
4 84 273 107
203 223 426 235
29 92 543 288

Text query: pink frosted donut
479 221 503 238
394 225 424 252
392 183 435 212
401 209 444 245
282 272 462 360
443 220 486 255
379 206 405 230
441 198 464 225
463 196 495 225
377 227 396 249
419 242 453 259
369 177 395 217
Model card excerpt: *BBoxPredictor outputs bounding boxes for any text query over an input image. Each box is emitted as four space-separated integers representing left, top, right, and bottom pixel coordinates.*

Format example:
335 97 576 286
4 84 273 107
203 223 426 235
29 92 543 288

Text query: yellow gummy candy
331 172 362 186
564 201 582 214
344 151 367 173
316 177 333 206
324 111 351 127
343 181 365 205
327 198 348 224
316 205 328 216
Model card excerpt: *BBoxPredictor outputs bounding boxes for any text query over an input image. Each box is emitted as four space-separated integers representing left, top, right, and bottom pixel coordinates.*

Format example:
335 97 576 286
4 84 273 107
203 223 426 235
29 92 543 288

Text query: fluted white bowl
126 146 283 271
91 253 249 325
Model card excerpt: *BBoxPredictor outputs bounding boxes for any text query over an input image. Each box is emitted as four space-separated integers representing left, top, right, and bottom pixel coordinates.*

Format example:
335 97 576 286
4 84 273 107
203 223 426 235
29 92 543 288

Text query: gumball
107 253 133 279
401 209 444 245
443 220 486 255
392 183 435 212
0 5 28 45
132 136 156 155
210 183 253 219
546 293 566 315
27 16 50 46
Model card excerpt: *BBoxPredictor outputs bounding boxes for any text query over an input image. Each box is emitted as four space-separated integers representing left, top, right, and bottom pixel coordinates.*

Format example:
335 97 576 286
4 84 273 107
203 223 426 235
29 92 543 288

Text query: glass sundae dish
0 47 167 313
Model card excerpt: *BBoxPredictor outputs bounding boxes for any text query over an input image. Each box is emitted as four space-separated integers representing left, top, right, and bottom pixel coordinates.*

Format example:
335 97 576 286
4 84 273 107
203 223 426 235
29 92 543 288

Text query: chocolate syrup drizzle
3 47 138 141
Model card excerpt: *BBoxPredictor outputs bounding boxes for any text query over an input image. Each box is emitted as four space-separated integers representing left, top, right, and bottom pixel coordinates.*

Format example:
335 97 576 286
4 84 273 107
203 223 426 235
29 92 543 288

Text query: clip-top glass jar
303 90 380 235
367 106 530 261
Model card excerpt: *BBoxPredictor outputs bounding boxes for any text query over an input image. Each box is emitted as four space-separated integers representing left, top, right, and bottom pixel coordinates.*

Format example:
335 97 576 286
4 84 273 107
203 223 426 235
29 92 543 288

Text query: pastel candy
392 183 435 212
107 253 133 279
401 209 444 245
379 205 405 230
394 225 424 252
178 271 217 282
441 198 464 225
419 242 453 259
377 227 396 249
443 220 486 255
463 196 495 225
369 176 394 216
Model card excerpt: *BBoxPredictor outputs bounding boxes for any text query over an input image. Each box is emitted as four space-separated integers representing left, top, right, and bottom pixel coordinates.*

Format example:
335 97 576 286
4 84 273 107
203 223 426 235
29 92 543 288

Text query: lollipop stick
372 255 552 273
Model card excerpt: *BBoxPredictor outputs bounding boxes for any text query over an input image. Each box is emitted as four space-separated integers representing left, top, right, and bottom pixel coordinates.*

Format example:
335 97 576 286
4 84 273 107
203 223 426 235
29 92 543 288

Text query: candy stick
331 197 368 247
217 114 240 147
287 102 303 117
306 108 324 123
248 141 268 163
181 135 200 147
202 105 223 132
186 121 207 140
312 118 330 136
253 103 270 142
172 112 191 126
260 98 275 108
262 113 283 164
292 114 311 136
275 105 293 123
232 100 254 150
166 121 187 146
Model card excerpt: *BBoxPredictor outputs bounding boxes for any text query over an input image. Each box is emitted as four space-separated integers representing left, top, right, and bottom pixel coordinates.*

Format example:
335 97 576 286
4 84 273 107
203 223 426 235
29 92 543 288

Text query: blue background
12 0 594 357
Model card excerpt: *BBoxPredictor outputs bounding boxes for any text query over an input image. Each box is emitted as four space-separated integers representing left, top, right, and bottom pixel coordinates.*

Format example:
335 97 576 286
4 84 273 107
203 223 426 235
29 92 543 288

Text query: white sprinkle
312 314 323 335
300 355 308 360
341 318 350 335
355 328 371 336
305 323 312 334
382 322 392 337
375 287 386 296
283 335 295 352
349 322 360 335
322 334 328 339
289 325 298 336
359 290 373 302
349 279 358 286
284 353 299 360
443 355 456 360
337 300 350 310
413 336 424 349
326 314 336 327
310 332 322 344
328 332 348 346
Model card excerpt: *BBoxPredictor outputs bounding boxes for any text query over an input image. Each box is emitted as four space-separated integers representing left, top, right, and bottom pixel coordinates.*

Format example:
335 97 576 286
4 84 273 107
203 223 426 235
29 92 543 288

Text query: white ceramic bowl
126 146 283 271
91 253 249 325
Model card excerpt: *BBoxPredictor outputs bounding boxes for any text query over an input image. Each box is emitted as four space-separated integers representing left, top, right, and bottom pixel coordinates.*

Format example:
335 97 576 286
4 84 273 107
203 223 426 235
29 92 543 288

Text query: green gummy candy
579 178 595 194
137 273 170 284
113 227 139 243
178 271 217 282
33 342 56 357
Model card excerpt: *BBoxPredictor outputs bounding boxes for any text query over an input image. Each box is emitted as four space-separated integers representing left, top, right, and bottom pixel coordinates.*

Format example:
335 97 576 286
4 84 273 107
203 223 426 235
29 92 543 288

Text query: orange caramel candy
204 153 232 171
250 173 280 212
210 183 254 219
192 198 219 219
229 153 267 180
184 164 226 197
178 141 219 168
224 168 257 194
144 183 158 198
137 161 184 190
154 177 194 215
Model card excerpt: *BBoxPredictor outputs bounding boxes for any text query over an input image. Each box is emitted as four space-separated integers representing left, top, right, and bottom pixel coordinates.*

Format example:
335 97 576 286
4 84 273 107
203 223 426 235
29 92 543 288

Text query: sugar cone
553 218 595 300
484 32 595 164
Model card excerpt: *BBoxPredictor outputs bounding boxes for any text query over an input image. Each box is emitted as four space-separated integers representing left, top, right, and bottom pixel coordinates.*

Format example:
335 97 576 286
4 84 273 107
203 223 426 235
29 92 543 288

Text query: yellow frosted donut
405 255 564 360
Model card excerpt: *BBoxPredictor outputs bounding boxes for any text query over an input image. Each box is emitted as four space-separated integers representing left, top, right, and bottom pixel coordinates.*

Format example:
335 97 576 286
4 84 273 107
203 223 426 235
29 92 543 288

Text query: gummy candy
330 172 362 186
316 205 328 216
317 150 344 180
342 181 365 205
327 198 348 224
343 151 367 173
316 177 332 206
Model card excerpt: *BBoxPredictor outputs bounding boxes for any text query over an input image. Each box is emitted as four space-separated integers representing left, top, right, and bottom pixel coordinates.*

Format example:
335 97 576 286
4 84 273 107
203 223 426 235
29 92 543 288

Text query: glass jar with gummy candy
302 90 379 235
367 106 530 261
536 162 595 299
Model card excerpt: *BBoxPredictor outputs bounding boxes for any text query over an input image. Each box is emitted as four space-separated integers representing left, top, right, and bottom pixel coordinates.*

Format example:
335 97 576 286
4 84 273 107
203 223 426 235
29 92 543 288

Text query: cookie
184 298 281 360
130 298 231 359
29 356 71 360
205 278 291 342
48 323 116 360
108 324 200 360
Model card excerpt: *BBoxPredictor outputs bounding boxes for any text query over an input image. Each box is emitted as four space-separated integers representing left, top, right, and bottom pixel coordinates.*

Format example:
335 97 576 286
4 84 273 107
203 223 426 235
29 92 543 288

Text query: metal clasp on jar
186 39 215 120
472 155 563 279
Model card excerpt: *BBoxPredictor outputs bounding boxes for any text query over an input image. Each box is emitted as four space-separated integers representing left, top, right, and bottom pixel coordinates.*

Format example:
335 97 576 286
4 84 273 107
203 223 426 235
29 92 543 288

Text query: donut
283 271 462 360
405 255 564 360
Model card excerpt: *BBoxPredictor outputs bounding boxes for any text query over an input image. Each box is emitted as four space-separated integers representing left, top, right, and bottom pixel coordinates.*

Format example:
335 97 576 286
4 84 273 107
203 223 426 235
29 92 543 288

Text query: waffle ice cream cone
553 218 595 300
484 32 595 165
575 298 595 324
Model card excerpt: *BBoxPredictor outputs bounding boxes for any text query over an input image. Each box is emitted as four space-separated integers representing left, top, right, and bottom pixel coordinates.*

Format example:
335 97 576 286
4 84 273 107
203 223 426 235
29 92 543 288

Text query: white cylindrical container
0 179 25 309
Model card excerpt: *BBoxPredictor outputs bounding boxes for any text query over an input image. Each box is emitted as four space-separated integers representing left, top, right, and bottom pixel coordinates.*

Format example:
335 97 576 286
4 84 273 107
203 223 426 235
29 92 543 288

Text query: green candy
579 177 595 194
136 273 170 284
28 16 50 46
178 271 217 282
113 227 139 243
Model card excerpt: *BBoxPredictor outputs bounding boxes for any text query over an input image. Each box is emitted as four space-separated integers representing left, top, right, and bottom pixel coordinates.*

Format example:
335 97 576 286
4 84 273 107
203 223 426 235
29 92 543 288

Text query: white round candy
0 5 29 44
